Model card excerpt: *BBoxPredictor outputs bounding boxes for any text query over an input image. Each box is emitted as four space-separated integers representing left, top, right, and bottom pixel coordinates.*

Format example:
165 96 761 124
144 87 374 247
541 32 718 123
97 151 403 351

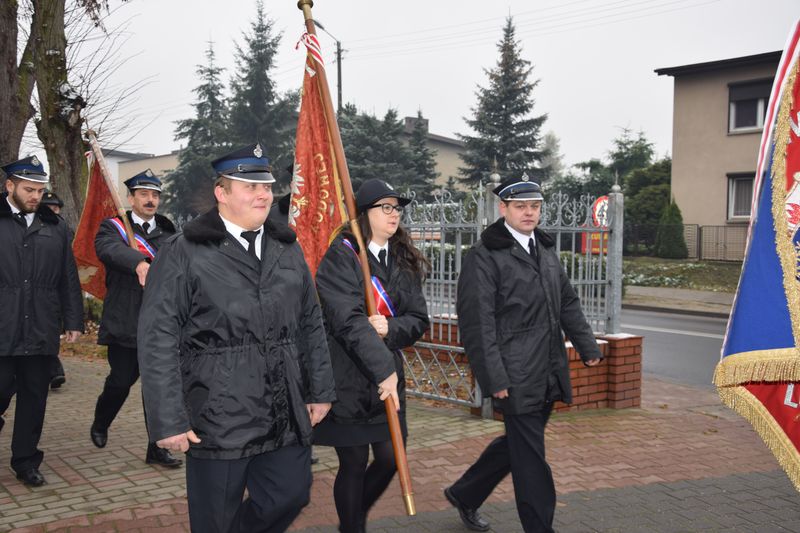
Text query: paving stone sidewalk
1 357 796 532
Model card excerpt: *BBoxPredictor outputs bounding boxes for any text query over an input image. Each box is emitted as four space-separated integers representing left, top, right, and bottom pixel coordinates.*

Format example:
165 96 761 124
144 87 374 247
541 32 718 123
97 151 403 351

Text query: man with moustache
89 169 182 468
138 144 335 532
0 156 83 487
444 175 603 533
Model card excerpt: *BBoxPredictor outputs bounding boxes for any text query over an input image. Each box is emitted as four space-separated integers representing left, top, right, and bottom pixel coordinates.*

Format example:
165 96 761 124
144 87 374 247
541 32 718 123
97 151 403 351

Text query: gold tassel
714 349 800 387
717 385 800 492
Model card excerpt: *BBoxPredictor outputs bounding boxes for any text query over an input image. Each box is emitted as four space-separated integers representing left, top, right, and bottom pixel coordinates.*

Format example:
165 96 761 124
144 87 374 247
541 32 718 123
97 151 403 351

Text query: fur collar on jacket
0 192 60 225
481 217 554 251
182 207 296 244
124 211 176 234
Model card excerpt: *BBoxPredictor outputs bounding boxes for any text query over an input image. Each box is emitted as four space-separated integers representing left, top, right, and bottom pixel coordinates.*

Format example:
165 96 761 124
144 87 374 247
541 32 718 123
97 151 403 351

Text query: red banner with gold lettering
290 33 347 276
72 158 115 299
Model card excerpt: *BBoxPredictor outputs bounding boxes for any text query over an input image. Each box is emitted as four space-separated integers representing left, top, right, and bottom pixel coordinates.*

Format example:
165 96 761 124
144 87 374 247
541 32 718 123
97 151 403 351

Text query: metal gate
401 179 623 408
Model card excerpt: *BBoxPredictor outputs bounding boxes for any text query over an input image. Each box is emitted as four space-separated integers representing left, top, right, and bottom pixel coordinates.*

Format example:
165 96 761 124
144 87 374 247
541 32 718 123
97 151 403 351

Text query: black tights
334 441 397 533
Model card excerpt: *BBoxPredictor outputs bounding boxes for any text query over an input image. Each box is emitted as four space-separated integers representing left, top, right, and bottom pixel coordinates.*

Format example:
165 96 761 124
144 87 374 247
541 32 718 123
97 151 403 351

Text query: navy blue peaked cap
1 155 48 183
493 173 543 201
211 143 274 183
124 169 162 192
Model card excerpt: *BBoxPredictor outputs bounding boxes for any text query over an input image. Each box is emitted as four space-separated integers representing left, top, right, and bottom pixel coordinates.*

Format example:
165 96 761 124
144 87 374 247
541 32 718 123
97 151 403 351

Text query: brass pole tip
297 0 314 9
404 493 416 516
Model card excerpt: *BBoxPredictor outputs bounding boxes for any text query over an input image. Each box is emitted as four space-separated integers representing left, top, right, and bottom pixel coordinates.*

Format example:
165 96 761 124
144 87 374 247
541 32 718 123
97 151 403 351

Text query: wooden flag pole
297 0 416 516
84 129 137 249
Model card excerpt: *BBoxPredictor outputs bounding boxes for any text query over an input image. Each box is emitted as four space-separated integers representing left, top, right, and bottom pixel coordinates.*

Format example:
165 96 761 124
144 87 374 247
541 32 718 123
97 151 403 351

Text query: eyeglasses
369 203 404 215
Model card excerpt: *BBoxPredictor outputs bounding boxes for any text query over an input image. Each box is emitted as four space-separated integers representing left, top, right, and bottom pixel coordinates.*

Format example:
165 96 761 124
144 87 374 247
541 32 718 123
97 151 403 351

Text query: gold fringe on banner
771 63 800 350
717 384 800 492
714 349 800 387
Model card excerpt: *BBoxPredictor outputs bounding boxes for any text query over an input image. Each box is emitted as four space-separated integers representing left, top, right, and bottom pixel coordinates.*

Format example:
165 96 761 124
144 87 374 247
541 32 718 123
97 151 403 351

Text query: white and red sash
342 238 397 317
108 217 156 260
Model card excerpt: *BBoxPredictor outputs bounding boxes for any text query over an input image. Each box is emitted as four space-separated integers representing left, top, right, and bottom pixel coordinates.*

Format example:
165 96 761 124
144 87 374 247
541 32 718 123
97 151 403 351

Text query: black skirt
313 413 407 448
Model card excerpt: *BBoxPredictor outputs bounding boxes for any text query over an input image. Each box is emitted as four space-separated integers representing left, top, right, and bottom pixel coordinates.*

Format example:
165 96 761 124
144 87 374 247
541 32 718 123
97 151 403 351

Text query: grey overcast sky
88 0 797 168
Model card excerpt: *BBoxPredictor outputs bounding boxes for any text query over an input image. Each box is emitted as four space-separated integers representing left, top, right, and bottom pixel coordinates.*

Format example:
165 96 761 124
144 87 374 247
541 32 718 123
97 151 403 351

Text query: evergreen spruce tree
228 0 299 189
162 42 229 219
339 105 415 192
654 201 689 259
458 16 547 186
407 110 439 199
375 108 413 188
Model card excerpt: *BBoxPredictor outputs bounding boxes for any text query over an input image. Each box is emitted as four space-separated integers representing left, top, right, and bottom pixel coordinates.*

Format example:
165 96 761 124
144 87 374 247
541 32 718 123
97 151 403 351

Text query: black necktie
142 221 150 233
14 212 27 228
378 249 387 270
241 230 260 260
529 237 538 261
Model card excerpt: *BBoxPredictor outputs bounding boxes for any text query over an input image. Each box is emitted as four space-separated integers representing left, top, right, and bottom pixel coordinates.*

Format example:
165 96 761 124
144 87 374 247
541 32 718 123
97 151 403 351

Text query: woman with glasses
314 179 430 533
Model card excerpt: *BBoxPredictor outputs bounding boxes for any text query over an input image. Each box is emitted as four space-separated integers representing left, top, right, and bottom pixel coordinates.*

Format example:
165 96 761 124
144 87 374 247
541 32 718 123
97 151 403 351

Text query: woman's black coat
314 233 429 425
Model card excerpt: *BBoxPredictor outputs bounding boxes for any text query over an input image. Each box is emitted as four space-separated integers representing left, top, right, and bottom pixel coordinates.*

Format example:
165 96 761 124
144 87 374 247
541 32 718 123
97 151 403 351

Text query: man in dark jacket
89 169 181 468
138 144 335 533
445 175 603 533
0 156 84 487
41 191 67 390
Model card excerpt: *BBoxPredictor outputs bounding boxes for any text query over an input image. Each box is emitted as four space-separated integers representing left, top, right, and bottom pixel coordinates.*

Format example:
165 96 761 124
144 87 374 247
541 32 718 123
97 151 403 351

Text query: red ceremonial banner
290 34 347 276
72 158 116 299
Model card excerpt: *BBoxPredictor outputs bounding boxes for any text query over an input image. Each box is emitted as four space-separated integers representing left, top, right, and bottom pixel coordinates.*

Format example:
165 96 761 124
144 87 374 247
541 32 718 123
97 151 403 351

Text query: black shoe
50 374 66 390
90 423 108 448
146 444 183 468
444 486 490 532
16 468 46 487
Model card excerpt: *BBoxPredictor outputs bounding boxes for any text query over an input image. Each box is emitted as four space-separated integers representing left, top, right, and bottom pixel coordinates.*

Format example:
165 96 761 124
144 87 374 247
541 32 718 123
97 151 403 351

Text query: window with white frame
728 174 754 220
728 80 771 133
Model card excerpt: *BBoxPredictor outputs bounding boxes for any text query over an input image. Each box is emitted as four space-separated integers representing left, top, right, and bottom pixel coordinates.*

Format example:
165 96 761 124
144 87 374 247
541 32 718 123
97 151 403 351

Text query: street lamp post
313 19 342 115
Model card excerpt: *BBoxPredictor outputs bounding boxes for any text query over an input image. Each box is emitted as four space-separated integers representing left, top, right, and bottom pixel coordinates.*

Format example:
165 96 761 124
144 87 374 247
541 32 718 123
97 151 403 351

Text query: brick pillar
597 334 643 409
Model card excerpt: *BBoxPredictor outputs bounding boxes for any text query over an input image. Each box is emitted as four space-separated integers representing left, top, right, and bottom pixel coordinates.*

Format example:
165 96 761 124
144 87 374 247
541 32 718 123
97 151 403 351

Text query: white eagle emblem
254 144 263 158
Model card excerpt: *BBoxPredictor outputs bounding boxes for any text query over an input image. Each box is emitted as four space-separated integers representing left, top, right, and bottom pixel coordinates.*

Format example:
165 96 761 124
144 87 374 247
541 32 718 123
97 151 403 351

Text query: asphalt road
620 308 728 387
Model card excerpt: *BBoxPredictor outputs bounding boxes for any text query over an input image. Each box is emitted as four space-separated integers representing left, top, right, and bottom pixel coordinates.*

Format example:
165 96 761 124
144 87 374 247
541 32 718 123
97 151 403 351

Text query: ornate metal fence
400 178 622 408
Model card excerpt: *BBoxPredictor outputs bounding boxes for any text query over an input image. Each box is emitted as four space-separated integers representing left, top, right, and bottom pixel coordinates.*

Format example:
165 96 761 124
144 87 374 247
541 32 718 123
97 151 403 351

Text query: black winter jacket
457 219 602 414
315 233 429 425
0 193 84 356
137 209 335 459
96 212 175 348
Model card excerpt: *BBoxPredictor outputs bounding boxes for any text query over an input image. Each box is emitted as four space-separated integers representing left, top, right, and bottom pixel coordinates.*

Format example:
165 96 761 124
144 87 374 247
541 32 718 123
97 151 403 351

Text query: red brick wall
553 334 643 412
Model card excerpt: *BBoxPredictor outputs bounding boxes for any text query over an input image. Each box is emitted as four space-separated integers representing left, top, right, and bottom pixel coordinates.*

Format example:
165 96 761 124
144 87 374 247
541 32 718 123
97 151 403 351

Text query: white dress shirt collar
131 211 155 233
219 213 263 260
7 197 34 227
368 240 389 264
504 221 535 253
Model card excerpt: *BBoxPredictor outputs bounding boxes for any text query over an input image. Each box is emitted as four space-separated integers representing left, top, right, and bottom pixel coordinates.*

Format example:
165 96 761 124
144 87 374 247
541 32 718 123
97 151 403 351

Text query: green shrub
654 202 688 259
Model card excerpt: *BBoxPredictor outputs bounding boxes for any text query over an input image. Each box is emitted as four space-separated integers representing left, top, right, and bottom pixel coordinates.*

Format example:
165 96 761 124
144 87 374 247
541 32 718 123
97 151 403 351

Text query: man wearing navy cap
0 156 84 487
138 144 335 532
445 173 603 532
89 169 182 468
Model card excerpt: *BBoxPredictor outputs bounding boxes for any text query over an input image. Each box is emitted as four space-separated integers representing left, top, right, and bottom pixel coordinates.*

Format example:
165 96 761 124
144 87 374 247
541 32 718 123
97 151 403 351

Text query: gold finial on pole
297 0 313 20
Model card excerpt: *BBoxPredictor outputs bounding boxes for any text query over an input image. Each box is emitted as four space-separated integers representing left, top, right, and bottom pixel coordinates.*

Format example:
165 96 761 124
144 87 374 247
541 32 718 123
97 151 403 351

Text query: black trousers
50 356 65 380
94 344 150 441
0 355 53 473
450 404 555 533
186 445 312 533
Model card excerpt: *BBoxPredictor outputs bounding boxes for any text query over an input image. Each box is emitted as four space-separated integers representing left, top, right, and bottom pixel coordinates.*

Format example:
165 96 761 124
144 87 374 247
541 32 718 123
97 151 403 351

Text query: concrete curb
622 303 730 320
